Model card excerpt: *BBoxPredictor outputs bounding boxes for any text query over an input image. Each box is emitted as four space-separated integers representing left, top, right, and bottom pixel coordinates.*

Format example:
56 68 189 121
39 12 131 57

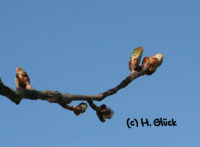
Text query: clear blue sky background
0 0 200 146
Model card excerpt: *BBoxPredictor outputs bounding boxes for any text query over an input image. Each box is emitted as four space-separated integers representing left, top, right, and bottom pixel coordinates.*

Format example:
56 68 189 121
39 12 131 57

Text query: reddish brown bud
15 67 31 89
142 56 149 63
149 58 158 67
148 58 158 73
142 56 150 69
16 67 24 74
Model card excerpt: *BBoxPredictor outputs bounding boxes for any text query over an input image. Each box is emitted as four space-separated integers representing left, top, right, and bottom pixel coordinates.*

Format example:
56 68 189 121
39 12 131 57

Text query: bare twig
0 69 146 104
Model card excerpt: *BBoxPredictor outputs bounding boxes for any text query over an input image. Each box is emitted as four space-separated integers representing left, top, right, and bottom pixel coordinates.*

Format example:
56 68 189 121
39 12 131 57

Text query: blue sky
0 0 200 146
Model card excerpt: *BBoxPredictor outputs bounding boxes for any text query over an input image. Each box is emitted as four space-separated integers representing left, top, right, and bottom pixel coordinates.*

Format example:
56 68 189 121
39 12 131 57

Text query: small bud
147 53 163 74
149 53 163 68
129 47 143 71
15 67 30 86
16 67 24 73
142 56 150 69
130 46 143 64
103 108 114 119
80 102 87 112
148 58 158 73
16 67 24 80
74 102 88 116
97 104 114 122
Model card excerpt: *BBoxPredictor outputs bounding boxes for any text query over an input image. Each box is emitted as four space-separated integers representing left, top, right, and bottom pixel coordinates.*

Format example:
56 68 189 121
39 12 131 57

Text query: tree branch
0 69 146 103
0 47 163 122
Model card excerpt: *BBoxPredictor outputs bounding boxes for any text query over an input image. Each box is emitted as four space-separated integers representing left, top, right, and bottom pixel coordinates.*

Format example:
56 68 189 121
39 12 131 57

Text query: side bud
74 102 88 116
129 46 143 71
16 67 30 85
97 104 114 122
142 56 150 69
130 46 143 64
103 108 114 119
15 67 30 90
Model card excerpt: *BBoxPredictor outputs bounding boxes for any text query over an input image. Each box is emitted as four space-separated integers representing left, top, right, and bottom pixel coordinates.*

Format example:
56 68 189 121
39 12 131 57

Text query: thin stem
69 69 146 101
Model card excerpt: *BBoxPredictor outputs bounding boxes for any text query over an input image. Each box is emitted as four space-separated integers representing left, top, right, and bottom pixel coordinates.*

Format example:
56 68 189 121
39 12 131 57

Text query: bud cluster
129 47 163 75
